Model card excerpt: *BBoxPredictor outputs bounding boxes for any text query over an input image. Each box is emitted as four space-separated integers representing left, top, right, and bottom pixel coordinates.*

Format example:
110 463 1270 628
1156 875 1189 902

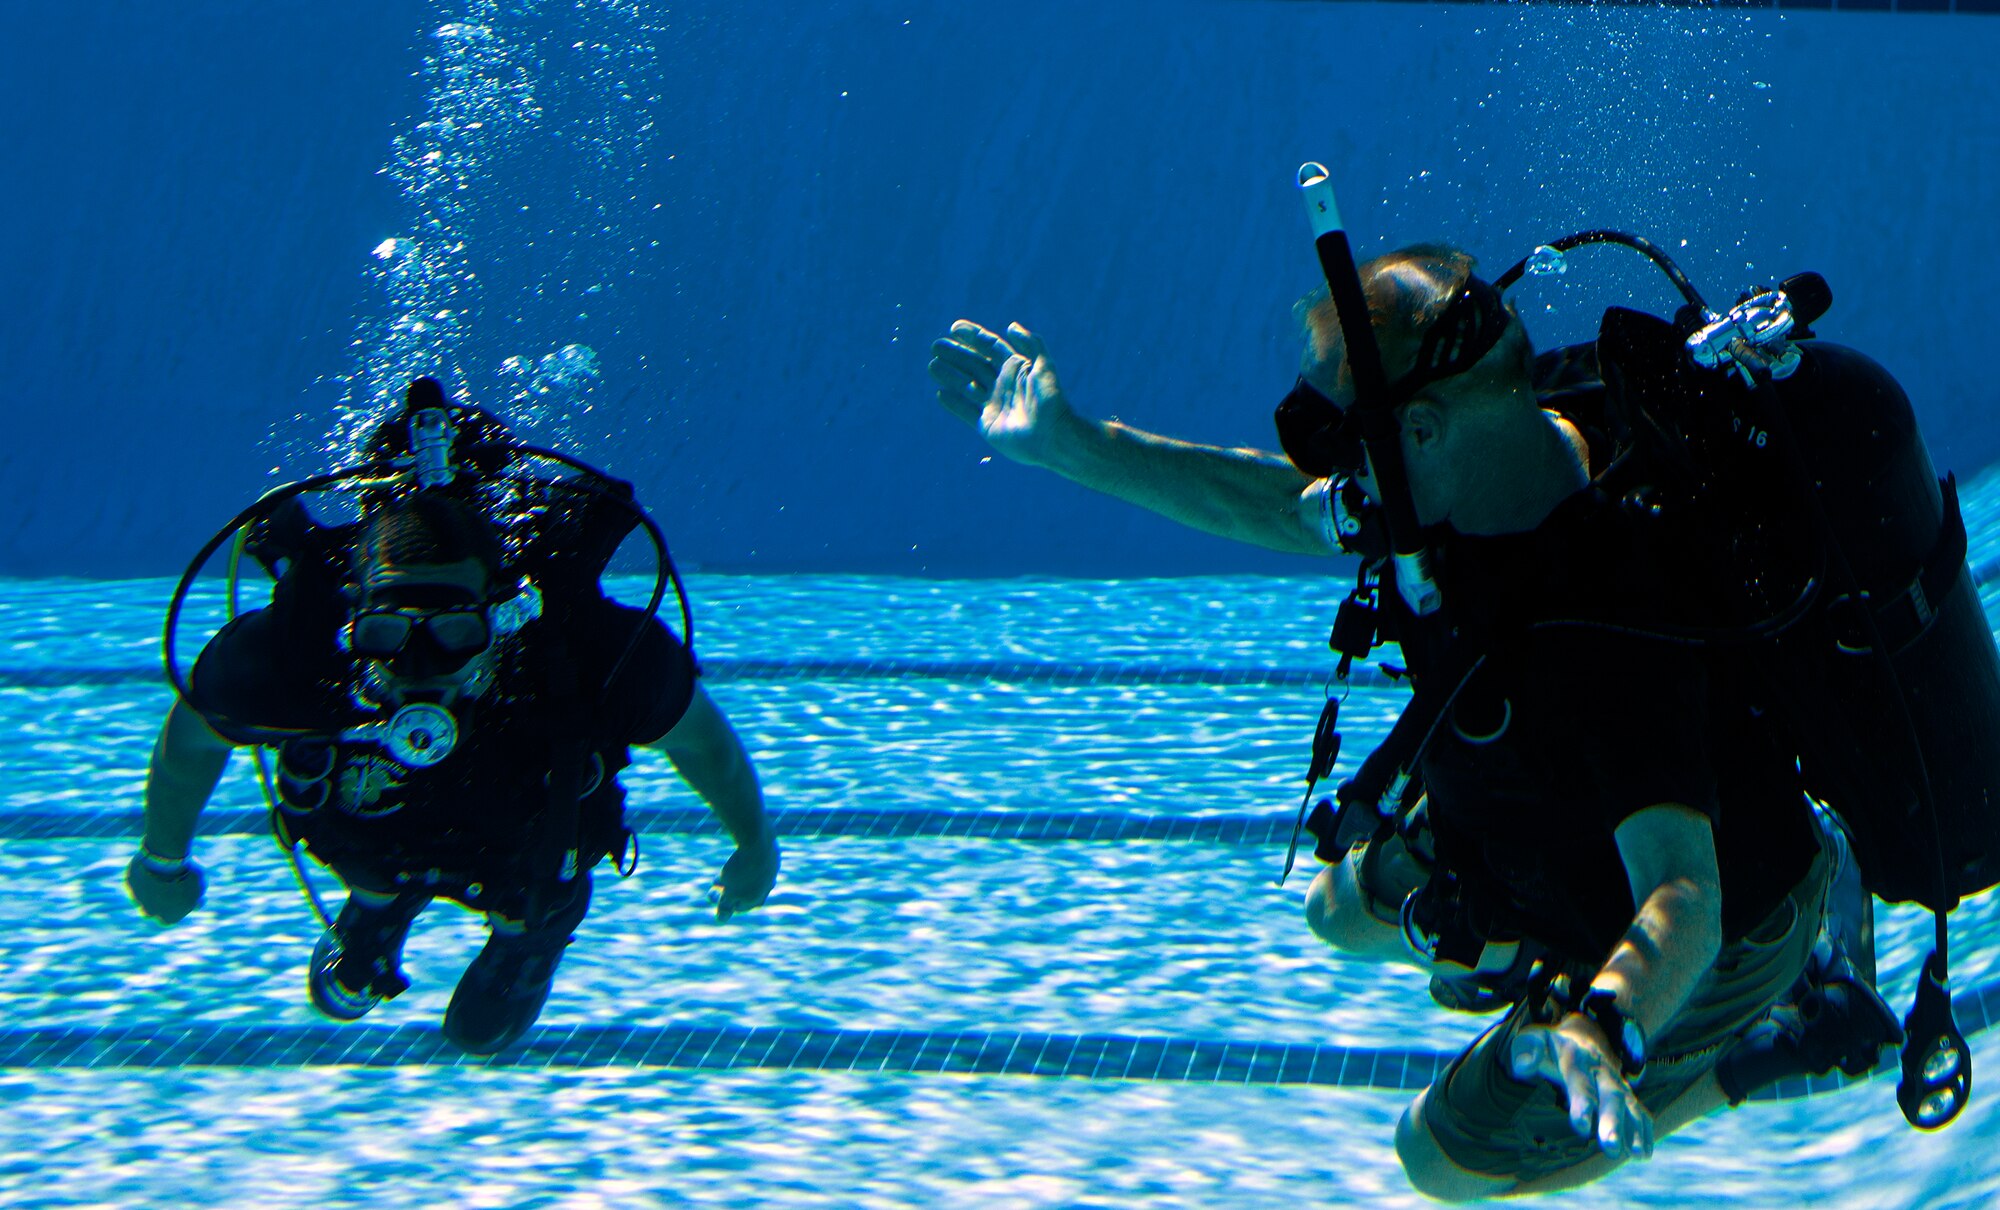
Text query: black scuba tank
1598 302 2000 914
1420 302 2000 920
1758 343 2000 912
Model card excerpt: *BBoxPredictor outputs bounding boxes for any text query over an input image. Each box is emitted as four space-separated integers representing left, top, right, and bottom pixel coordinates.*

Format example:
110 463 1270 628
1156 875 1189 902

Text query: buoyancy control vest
1581 295 2000 1132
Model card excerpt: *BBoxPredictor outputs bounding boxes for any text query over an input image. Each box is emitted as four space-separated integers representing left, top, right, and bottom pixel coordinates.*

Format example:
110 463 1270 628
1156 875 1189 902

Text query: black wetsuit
1414 488 1822 968
189 569 696 920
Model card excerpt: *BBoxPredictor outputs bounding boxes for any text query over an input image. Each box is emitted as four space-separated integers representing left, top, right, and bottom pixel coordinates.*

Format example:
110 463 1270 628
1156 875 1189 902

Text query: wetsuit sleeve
588 603 698 746
186 602 352 745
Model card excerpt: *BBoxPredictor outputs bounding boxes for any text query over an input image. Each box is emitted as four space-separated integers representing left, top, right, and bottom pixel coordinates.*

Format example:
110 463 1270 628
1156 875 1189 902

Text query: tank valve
1687 289 1803 385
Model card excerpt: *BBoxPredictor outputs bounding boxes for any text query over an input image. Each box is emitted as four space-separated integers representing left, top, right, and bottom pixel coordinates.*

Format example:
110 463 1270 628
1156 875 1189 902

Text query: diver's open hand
1509 1014 1655 1161
124 852 206 925
928 321 1079 469
711 834 779 921
930 319 1014 426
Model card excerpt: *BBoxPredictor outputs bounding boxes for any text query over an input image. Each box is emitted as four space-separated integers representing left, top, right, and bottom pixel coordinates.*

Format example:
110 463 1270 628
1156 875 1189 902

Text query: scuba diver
931 172 1996 1195
125 377 779 1055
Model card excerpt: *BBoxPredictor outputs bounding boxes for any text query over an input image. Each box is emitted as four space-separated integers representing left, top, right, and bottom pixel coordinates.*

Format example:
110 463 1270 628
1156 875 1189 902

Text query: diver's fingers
949 319 1017 365
925 353 974 393
927 359 984 424
1009 353 1038 409
1539 1033 1599 1141
1602 1074 1654 1161
1595 1068 1636 1158
1005 322 1048 365
1508 1026 1557 1084
934 387 980 426
932 335 1005 387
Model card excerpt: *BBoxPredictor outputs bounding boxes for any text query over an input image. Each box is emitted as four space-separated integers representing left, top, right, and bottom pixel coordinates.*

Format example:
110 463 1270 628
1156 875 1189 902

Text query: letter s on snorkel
1298 162 1343 238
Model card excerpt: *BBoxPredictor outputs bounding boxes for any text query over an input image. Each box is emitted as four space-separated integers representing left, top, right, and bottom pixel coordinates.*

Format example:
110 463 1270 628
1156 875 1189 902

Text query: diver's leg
1392 1003 1584 1202
1304 831 1428 966
1395 1065 1736 1200
1403 845 1837 1199
308 867 431 1022
443 872 594 1055
1490 1070 1733 1197
1395 1086 1528 1202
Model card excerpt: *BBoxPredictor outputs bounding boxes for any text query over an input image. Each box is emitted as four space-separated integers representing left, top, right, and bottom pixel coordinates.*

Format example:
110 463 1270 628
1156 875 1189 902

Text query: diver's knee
1396 1092 1506 1203
1304 848 1407 957
1303 865 1345 945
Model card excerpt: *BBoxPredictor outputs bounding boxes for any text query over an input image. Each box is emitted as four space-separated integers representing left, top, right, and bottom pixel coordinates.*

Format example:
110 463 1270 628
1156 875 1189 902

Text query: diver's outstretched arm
127 700 232 924
646 685 778 920
929 320 1336 556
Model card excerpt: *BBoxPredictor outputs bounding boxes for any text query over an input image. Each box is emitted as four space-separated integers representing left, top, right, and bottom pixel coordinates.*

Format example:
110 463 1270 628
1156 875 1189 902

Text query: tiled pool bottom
4 574 2000 1209
2 1062 1987 1210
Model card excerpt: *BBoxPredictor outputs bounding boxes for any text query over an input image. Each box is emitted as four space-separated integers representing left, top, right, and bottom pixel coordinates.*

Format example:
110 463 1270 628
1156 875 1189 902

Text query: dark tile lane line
0 806 1303 844
0 1019 1954 1102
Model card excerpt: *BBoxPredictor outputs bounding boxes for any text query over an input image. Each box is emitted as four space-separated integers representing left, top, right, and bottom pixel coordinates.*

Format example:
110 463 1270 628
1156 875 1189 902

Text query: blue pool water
8 0 2000 1203
5 546 2000 1207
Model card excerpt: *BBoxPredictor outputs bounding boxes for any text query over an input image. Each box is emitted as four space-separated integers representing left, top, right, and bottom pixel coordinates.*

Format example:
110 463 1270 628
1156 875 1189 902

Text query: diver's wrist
726 811 775 851
1575 987 1648 1078
137 839 191 875
1019 404 1095 475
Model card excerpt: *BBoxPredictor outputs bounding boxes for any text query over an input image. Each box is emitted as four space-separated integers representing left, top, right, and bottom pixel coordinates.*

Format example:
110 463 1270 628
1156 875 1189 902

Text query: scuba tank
1586 283 1995 1133
1598 310 2000 913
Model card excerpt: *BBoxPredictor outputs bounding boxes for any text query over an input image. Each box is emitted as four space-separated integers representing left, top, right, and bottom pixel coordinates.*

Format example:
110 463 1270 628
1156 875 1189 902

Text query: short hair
1296 243 1534 408
361 493 505 582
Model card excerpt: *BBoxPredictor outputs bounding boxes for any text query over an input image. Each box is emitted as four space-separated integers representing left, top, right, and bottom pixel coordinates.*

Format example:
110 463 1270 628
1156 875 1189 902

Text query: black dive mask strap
1387 277 1511 406
1275 279 1510 481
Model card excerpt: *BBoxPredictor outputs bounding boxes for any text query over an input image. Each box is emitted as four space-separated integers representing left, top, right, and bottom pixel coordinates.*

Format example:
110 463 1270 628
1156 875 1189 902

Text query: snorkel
1296 163 1442 620
1277 163 1451 886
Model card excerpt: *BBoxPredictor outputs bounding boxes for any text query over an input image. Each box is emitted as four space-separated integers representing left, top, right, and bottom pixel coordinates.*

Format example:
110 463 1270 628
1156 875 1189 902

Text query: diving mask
347 598 493 679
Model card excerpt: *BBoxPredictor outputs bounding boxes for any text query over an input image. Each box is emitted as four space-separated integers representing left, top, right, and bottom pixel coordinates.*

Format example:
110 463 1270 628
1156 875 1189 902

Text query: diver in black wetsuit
932 243 1912 1196
126 384 778 1055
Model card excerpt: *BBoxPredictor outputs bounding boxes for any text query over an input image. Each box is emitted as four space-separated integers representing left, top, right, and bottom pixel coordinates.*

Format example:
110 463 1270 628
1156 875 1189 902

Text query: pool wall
3 0 1994 578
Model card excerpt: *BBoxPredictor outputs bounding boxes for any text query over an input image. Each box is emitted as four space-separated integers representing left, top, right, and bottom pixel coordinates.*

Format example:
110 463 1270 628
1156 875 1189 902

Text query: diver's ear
1401 402 1447 456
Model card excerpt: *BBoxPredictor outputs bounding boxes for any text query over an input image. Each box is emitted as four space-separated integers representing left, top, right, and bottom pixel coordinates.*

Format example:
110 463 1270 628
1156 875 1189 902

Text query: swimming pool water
4 553 2000 1208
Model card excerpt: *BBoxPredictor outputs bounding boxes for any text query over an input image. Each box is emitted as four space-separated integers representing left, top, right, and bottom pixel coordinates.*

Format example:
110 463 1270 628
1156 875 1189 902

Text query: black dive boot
443 876 591 1055
1715 935 1905 1104
308 893 428 1022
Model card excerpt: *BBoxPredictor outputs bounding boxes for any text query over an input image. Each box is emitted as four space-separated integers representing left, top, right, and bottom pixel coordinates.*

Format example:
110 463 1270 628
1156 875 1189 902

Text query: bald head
1296 244 1535 413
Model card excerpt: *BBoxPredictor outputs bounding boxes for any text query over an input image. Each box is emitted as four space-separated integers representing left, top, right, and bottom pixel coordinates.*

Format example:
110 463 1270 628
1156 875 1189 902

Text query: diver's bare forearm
1044 416 1330 555
683 750 768 848
651 690 770 848
142 702 232 859
1590 878 1724 1041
